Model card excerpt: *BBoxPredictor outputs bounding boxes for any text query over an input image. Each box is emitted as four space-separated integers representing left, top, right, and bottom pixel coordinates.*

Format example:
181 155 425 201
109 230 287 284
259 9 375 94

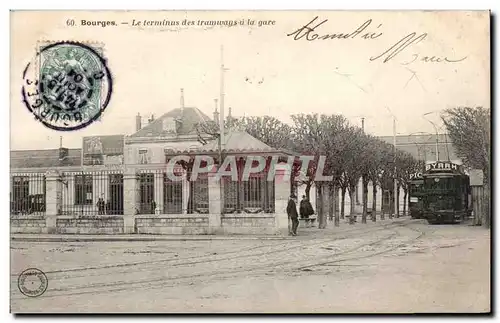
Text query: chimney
228 107 232 118
213 99 219 125
135 113 141 132
58 135 68 165
180 88 185 113
59 147 69 165
148 114 155 123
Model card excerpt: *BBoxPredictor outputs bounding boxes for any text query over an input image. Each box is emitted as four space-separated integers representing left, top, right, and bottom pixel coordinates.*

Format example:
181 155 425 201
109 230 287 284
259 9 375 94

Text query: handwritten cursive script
288 17 468 66
369 32 427 63
286 16 383 41
369 32 467 65
401 53 468 65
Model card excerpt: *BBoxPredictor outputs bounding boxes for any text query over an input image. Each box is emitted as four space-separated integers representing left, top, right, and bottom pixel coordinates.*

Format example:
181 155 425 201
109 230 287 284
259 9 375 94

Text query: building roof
200 130 274 153
130 107 211 138
10 148 82 169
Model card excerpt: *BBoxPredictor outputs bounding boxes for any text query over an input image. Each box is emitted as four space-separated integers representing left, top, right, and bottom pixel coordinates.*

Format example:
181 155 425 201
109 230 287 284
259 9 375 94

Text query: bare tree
441 106 491 227
396 152 422 217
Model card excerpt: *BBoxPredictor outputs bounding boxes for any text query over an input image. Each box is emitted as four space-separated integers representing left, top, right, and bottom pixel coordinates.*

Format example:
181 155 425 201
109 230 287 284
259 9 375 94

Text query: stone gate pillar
274 162 291 236
123 167 138 233
45 170 62 234
208 172 222 234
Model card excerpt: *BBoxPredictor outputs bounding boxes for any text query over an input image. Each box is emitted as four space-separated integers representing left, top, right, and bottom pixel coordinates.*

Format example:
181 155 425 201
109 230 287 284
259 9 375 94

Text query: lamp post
385 107 398 218
422 112 439 162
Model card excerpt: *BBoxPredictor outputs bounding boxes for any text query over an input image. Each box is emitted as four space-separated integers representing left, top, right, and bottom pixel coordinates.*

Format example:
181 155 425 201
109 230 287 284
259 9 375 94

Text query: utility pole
219 45 228 216
356 117 366 206
220 45 226 150
392 116 398 218
423 112 440 162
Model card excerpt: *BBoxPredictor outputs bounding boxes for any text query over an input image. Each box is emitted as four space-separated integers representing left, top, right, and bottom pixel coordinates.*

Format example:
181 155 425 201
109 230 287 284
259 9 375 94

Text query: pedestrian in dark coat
97 197 105 215
150 200 157 215
300 195 314 219
287 194 299 236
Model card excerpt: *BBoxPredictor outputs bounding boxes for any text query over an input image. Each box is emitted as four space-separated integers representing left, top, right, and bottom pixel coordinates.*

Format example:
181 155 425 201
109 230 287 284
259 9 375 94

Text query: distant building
10 148 81 169
124 89 212 165
378 133 460 163
82 135 124 166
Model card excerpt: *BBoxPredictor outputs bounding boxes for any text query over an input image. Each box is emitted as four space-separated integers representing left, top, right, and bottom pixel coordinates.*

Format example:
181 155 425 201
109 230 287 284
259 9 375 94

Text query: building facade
378 133 460 163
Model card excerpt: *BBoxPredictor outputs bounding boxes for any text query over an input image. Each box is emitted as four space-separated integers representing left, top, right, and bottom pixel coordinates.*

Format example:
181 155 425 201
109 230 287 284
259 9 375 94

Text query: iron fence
60 170 124 216
137 169 206 215
10 173 46 216
223 176 275 214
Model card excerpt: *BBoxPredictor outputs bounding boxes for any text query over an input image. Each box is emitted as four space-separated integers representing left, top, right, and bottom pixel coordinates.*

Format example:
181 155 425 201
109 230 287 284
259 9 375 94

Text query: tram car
409 171 425 219
422 161 471 224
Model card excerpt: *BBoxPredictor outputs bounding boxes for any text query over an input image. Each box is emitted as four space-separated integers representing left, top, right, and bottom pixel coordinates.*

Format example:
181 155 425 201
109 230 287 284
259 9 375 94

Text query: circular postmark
22 41 113 131
17 268 48 297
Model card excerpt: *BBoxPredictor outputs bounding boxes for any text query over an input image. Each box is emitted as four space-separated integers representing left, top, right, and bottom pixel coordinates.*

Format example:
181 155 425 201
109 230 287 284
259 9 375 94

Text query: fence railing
60 170 124 216
10 173 46 216
10 166 278 216
223 176 275 214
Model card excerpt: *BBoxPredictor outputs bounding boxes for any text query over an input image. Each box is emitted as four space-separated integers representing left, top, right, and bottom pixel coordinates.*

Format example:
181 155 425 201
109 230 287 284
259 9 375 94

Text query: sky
10 11 490 150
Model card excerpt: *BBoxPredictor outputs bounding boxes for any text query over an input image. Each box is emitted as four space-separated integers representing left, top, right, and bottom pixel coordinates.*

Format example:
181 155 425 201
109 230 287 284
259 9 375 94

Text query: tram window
410 183 423 194
424 177 455 191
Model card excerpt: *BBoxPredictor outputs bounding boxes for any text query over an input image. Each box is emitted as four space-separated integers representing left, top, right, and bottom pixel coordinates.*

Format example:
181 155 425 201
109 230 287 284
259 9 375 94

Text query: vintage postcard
10 10 490 313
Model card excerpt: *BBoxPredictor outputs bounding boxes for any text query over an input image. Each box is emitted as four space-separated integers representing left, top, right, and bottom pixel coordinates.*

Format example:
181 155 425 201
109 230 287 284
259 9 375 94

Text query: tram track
11 219 409 280
11 219 421 300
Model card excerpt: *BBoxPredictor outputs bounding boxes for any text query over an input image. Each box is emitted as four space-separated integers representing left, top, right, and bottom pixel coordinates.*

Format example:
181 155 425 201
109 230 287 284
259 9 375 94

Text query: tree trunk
389 190 393 219
317 184 326 229
305 181 312 200
362 176 368 224
372 183 377 222
340 186 346 219
328 184 335 223
380 188 385 220
403 188 408 216
349 185 356 217
355 180 360 205
396 185 400 218
333 185 339 227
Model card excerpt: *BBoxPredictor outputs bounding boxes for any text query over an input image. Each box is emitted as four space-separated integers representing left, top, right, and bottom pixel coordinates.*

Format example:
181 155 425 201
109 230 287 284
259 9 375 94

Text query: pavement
10 216 411 242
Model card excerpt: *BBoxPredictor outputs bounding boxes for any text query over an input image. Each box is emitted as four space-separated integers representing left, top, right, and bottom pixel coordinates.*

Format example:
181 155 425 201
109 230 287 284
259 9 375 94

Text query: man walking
287 194 299 236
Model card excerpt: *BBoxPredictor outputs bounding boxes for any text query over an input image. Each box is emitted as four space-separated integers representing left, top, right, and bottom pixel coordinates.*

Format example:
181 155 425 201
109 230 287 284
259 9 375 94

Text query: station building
10 90 295 235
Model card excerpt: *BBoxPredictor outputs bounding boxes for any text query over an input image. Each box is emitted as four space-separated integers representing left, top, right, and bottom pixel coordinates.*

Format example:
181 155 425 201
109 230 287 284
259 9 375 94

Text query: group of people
286 194 315 236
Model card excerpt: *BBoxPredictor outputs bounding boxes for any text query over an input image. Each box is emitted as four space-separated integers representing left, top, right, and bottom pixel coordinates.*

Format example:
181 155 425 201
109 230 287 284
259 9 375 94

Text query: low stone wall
10 214 281 235
56 216 124 234
135 215 209 234
221 214 276 235
11 216 47 234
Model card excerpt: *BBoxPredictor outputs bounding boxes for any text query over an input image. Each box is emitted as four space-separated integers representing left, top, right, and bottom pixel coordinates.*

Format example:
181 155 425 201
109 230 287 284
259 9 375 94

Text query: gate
138 169 186 215
108 174 124 215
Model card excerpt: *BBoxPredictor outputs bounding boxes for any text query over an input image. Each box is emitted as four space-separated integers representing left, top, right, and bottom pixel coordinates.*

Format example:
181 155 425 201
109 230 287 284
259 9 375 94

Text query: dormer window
162 118 177 133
